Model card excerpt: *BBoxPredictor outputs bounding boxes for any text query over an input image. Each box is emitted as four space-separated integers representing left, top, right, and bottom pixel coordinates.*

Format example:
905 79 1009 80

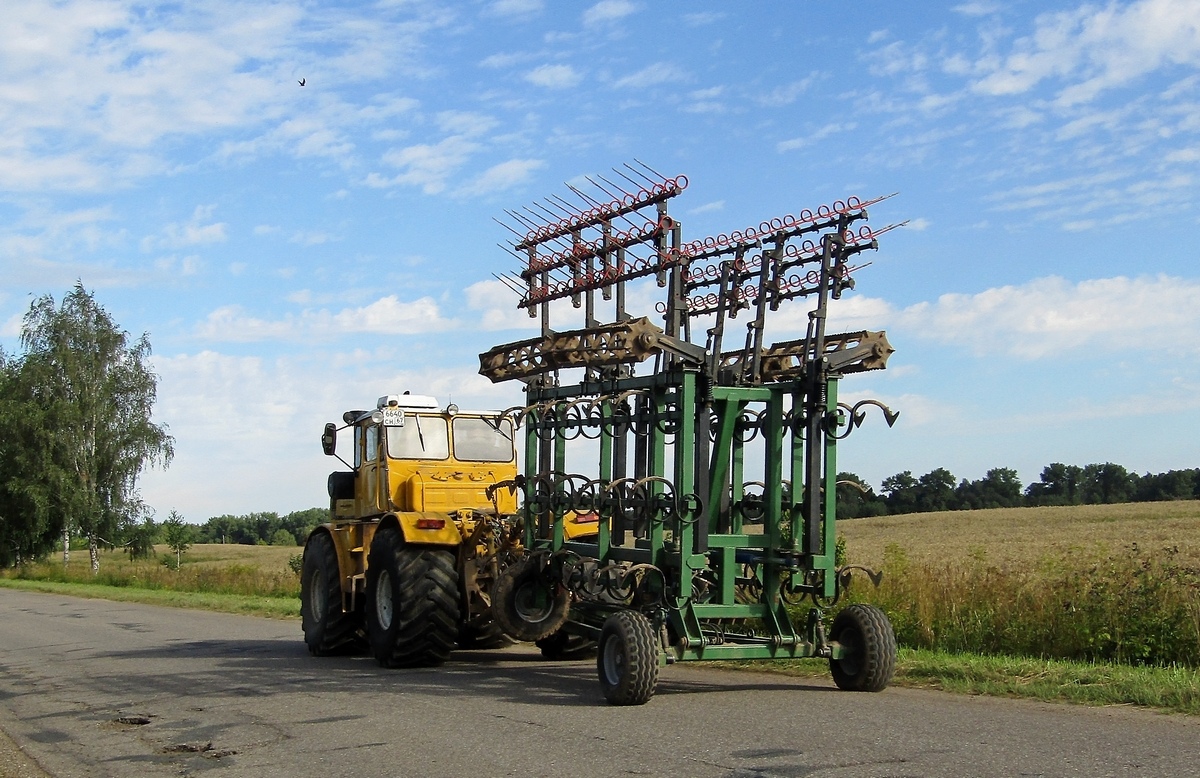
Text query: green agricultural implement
483 163 904 704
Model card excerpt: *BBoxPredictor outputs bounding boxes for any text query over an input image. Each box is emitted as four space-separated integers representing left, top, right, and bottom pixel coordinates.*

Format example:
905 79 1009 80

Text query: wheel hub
308 569 327 621
376 569 394 630
601 634 626 685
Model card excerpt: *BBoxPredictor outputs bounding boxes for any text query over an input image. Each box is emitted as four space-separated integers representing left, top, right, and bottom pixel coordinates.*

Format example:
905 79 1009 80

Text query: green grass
731 649 1200 715
0 577 299 618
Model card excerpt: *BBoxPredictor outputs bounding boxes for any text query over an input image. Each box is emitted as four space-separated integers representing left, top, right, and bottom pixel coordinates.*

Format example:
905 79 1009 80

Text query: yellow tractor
301 394 595 665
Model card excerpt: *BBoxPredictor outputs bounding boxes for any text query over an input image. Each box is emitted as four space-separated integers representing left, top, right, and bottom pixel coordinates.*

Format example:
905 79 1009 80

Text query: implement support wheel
597 610 658 706
492 558 570 642
829 603 897 692
300 532 362 655
365 527 461 667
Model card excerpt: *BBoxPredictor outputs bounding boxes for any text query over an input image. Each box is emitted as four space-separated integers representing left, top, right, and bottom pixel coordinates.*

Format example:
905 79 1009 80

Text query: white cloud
756 76 816 107
1 312 23 337
525 64 582 89
898 274 1200 359
612 62 687 89
289 231 336 246
777 122 856 152
584 1 637 26
197 296 453 341
141 205 227 251
480 52 530 69
682 12 724 27
487 0 544 16
141 347 526 516
455 158 544 198
0 0 444 191
952 1 1001 15
436 111 497 136
466 279 533 330
689 200 725 215
369 135 482 193
766 274 1200 362
969 0 1200 105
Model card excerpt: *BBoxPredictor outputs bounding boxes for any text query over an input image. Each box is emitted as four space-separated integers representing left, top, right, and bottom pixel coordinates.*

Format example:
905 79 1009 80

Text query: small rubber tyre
828 603 897 692
300 533 362 655
492 558 571 642
597 610 658 706
365 527 461 668
536 629 596 660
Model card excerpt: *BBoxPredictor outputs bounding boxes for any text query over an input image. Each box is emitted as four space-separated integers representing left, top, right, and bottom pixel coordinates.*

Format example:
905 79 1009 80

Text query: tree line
112 507 326 561
835 463 1200 519
192 508 326 546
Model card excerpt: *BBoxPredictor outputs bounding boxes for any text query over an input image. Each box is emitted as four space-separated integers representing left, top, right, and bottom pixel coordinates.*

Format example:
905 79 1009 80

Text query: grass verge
0 577 298 619
727 648 1200 715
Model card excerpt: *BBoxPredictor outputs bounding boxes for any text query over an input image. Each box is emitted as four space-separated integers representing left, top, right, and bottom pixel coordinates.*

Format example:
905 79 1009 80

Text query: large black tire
301 533 363 655
597 611 658 705
492 558 571 642
365 527 461 667
536 629 596 660
828 603 897 692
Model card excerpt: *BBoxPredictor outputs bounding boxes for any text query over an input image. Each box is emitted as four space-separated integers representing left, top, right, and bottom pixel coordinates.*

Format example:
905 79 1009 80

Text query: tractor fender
304 525 354 597
382 511 464 547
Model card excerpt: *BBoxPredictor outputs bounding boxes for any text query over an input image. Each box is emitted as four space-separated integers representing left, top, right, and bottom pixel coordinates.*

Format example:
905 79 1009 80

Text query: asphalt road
1 589 1197 778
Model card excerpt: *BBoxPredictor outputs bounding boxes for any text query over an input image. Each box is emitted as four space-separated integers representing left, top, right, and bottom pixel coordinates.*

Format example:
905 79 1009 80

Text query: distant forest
190 463 1200 546
835 463 1200 519
194 508 327 547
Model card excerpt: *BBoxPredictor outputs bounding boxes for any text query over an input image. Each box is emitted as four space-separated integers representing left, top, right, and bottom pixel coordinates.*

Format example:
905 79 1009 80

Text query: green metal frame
519 363 849 664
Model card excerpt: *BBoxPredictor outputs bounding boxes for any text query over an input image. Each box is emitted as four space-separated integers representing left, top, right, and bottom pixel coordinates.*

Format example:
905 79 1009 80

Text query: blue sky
2 0 1198 520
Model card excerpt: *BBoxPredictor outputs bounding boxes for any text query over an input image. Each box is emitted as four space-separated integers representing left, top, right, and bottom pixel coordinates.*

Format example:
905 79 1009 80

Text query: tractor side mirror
321 422 337 456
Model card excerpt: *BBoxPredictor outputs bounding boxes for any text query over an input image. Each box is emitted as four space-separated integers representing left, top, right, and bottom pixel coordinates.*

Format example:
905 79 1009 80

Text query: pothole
159 742 238 759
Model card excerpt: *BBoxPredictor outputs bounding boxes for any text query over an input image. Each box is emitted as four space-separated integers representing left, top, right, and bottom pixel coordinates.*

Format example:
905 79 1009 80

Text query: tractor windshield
385 415 449 460
452 417 515 462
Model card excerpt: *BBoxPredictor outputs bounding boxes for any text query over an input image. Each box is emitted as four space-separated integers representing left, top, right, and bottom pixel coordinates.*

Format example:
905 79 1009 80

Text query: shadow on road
89 637 835 708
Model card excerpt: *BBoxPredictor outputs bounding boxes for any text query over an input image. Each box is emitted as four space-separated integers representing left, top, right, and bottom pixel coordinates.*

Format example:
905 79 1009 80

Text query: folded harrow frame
483 163 902 704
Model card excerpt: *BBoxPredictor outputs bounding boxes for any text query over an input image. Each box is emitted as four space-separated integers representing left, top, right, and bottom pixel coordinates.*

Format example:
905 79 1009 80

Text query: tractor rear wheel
828 603 897 692
365 527 460 667
300 532 362 655
492 557 570 642
597 610 658 705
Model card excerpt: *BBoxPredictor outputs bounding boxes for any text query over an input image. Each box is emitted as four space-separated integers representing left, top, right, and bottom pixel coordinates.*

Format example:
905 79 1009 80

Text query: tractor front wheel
300 532 362 655
365 527 460 667
828 603 897 692
597 610 658 705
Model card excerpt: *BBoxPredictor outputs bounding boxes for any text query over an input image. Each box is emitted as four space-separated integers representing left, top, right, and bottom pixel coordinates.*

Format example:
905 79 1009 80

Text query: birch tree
17 283 174 572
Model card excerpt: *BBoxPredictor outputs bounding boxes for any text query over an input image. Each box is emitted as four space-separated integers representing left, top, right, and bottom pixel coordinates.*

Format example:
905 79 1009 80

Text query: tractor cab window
385 414 449 460
353 426 363 468
452 417 515 462
365 424 380 462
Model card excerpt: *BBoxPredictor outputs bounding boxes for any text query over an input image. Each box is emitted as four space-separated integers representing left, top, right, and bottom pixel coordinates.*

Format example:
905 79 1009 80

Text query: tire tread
366 528 461 668
301 533 362 655
829 603 897 692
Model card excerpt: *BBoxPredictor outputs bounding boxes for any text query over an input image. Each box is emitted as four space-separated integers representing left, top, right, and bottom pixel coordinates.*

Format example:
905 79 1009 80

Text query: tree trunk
88 533 99 574
62 523 70 566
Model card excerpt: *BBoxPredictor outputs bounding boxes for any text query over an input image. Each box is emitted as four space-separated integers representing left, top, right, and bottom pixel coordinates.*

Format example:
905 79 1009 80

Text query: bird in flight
298 78 306 86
